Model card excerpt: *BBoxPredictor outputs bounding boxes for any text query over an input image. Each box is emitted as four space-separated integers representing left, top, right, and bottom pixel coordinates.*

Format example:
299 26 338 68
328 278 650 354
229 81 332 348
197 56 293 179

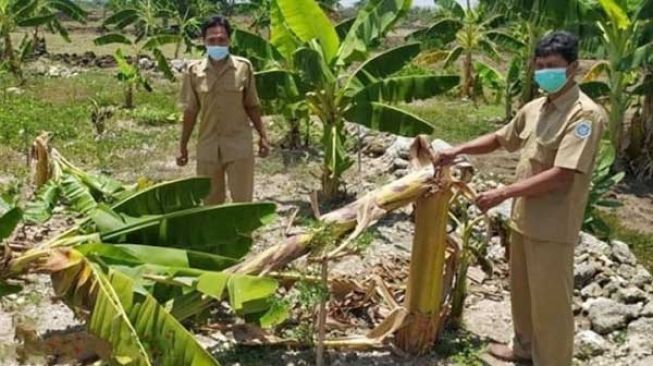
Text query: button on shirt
179 55 261 163
495 85 607 244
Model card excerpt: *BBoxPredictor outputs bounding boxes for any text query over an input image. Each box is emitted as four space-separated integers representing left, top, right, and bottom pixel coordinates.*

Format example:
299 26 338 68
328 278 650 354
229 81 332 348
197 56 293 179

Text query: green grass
0 71 181 186
599 211 653 271
404 97 504 143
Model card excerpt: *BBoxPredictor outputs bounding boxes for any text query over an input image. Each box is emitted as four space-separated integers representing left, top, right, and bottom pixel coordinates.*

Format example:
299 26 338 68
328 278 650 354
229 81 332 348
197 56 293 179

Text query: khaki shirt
496 85 606 244
179 55 260 163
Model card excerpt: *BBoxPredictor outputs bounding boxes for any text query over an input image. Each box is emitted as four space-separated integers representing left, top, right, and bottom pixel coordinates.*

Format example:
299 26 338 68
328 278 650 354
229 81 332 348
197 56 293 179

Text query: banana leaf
0 198 22 242
112 177 210 216
348 43 422 88
350 75 460 105
50 0 87 23
60 174 98 215
254 69 302 101
94 33 133 46
270 0 300 61
97 203 277 259
275 0 340 63
580 81 610 100
231 28 285 69
293 46 335 88
406 18 461 48
48 250 220 365
23 181 60 224
344 102 434 137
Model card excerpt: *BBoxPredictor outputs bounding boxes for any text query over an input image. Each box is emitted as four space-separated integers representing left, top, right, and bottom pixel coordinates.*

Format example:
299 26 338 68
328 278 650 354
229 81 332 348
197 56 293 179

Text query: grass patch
598 211 653 271
433 328 485 366
404 97 504 143
0 71 181 182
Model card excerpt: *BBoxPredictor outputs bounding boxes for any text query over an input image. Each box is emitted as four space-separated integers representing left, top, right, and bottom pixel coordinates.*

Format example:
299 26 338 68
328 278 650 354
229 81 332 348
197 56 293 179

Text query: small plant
583 142 625 239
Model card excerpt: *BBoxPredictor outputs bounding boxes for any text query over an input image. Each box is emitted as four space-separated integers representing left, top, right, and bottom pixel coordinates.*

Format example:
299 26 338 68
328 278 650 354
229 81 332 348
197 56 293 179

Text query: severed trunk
394 169 454 354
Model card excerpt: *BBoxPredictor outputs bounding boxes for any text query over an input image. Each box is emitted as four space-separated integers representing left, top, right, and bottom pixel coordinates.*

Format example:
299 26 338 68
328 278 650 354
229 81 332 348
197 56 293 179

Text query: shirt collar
546 83 580 112
201 55 236 72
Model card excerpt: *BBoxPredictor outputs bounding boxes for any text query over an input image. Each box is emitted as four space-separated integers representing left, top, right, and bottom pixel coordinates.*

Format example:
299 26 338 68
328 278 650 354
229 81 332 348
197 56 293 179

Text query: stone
385 136 412 160
392 158 409 170
487 199 512 222
633 355 653 366
580 282 604 300
574 330 611 358
577 233 612 256
632 265 653 288
616 264 638 280
642 301 653 317
575 261 599 289
627 318 653 356
616 286 648 304
611 240 637 266
392 169 408 178
587 298 640 334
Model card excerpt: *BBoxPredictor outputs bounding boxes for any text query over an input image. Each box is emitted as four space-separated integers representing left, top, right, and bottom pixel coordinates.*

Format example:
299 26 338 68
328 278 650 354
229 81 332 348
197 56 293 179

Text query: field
2 1 653 365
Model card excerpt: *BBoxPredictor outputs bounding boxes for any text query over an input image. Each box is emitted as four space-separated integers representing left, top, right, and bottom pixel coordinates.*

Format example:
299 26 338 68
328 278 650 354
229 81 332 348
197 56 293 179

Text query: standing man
177 15 270 204
433 32 606 365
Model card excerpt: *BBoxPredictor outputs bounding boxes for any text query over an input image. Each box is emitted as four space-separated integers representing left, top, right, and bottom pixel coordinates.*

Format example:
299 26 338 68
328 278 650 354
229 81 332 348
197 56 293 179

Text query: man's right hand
431 147 460 168
176 146 189 166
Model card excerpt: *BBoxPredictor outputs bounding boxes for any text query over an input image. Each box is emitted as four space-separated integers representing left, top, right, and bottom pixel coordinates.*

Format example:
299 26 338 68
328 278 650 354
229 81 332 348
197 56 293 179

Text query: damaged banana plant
2 137 285 365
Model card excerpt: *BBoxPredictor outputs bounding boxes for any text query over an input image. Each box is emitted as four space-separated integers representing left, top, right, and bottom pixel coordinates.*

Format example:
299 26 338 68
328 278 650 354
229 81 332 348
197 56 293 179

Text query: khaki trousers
510 230 574 366
196 156 254 205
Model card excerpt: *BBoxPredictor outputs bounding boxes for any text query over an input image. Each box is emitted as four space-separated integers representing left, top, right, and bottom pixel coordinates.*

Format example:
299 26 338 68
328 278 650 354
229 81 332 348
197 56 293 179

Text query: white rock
611 240 637 266
616 286 648 304
577 233 612 256
574 330 611 358
627 318 653 356
632 265 653 288
588 298 640 334
642 301 653 317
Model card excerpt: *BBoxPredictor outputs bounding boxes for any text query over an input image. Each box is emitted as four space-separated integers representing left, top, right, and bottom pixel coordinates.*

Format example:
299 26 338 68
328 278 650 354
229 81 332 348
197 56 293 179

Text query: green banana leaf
580 81 610 99
444 46 464 68
77 243 239 271
94 33 133 46
348 43 422 88
152 48 175 81
335 17 355 41
60 173 98 215
275 0 340 63
406 17 461 47
112 177 210 217
0 198 22 242
103 8 139 29
344 102 434 137
270 0 300 61
338 0 413 64
231 28 285 69
322 124 354 180
142 34 181 50
50 0 87 23
255 69 302 101
17 14 55 27
97 203 277 259
50 251 220 365
23 181 60 224
350 75 460 105
293 46 336 88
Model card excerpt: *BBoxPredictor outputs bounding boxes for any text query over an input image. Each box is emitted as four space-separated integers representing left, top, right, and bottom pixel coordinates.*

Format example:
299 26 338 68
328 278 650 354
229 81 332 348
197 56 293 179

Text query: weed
433 328 485 366
598 211 653 271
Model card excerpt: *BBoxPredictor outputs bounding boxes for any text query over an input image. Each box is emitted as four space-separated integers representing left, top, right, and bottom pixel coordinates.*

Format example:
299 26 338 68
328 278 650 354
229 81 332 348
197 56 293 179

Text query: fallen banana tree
1 134 490 363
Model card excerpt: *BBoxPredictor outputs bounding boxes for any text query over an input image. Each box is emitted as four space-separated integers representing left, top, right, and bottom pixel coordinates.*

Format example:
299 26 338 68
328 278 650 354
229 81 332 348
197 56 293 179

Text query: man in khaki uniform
177 16 270 204
433 32 606 365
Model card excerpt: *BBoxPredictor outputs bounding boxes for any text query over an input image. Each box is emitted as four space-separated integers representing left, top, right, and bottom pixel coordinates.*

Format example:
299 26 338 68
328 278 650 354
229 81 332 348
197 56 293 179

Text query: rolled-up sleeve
554 114 604 174
243 64 261 109
495 109 525 153
178 70 199 113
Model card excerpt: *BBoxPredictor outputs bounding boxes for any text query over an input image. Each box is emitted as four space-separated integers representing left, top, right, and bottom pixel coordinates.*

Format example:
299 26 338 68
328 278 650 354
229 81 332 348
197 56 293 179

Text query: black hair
201 15 232 38
534 31 579 64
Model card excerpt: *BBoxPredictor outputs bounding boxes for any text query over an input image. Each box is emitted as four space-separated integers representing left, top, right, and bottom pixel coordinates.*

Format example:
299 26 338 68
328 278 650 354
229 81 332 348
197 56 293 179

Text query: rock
575 261 600 289
580 282 604 300
587 298 640 334
602 279 622 295
577 233 612 256
392 158 409 170
170 59 189 72
385 136 412 160
616 286 648 304
6 87 23 94
138 57 155 70
627 318 653 356
632 265 653 288
487 199 512 222
574 330 611 358
392 169 409 178
611 240 637 266
616 264 638 280
642 301 653 317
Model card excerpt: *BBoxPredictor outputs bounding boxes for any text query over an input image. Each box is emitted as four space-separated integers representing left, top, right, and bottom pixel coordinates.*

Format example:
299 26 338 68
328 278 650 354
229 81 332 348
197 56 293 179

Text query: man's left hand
258 138 270 158
475 188 509 213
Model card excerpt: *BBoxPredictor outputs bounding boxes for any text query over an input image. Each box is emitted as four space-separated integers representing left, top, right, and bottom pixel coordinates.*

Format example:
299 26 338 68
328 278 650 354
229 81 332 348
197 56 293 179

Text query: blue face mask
207 46 229 60
534 68 568 94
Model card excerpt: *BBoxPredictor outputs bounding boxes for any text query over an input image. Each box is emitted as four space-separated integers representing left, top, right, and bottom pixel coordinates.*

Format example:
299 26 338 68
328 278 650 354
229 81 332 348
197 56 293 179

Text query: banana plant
581 0 653 158
95 0 178 108
409 1 523 100
233 0 459 199
0 0 85 83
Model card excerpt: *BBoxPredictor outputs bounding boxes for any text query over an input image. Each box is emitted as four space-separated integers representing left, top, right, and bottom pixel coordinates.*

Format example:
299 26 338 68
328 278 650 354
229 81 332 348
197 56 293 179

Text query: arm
246 106 270 157
177 109 198 166
476 167 575 212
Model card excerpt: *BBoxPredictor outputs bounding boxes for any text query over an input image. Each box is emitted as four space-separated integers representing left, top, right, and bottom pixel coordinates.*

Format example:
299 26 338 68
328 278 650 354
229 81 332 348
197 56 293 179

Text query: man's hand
431 147 460 169
176 146 189 166
258 138 270 158
475 187 509 213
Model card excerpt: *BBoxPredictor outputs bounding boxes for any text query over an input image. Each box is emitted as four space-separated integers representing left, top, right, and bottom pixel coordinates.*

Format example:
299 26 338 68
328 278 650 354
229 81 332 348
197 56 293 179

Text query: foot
487 343 532 363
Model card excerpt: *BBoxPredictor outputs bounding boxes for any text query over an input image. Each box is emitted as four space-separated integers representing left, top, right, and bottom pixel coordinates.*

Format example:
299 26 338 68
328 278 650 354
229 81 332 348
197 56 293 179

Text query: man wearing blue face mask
177 16 270 204
432 31 606 365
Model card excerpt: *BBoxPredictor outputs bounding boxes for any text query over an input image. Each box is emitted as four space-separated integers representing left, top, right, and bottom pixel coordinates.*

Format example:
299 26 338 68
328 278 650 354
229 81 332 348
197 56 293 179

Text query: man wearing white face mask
432 31 606 365
177 16 270 204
